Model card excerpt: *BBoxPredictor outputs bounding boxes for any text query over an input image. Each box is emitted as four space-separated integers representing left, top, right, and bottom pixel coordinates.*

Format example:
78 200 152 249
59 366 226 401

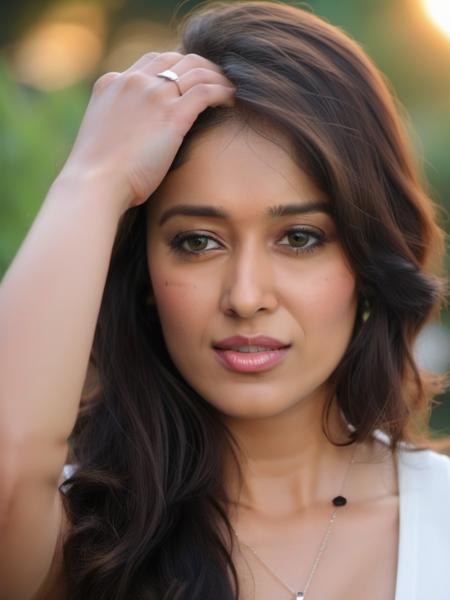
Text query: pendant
332 495 347 507
296 594 304 599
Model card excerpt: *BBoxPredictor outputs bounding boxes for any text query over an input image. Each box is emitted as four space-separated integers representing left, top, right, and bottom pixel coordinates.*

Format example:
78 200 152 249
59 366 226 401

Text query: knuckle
123 71 147 88
142 51 159 61
190 66 209 78
194 83 212 98
185 52 201 62
93 72 119 92
160 51 183 61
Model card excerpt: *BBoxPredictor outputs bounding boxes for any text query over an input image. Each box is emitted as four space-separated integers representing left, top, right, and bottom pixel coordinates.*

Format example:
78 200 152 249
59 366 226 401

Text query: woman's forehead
148 122 329 221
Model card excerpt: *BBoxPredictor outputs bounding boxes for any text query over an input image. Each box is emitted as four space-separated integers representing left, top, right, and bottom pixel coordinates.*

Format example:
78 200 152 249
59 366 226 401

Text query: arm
0 174 124 600
0 50 235 599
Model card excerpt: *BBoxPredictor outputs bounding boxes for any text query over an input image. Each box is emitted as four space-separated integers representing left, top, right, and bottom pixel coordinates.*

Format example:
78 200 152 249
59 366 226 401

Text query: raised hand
62 51 236 213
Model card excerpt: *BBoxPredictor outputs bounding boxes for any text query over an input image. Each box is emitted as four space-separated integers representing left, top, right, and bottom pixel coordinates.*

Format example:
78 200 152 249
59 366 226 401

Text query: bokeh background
1 0 449 432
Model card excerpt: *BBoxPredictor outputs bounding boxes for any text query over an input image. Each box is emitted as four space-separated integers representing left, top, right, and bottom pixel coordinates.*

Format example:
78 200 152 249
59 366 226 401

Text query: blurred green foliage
0 60 89 274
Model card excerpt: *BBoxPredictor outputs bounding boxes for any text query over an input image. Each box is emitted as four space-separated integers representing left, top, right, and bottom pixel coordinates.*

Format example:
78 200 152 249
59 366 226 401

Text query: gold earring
361 299 371 322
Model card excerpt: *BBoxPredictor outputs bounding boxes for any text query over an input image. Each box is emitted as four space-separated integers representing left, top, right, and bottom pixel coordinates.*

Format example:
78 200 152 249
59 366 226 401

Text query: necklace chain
232 443 358 599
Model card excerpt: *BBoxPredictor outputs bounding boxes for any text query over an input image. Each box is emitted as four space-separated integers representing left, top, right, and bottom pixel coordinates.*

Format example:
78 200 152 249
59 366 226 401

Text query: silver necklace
232 443 358 599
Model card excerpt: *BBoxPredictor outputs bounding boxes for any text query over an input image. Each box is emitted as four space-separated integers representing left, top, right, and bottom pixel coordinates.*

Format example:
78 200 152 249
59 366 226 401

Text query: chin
203 393 304 420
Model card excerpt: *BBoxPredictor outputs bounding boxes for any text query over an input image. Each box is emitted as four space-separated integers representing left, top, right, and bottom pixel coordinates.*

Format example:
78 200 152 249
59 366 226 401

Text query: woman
0 1 449 599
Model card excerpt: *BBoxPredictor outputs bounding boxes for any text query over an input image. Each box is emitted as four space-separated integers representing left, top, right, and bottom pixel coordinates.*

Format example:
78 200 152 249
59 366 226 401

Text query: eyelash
167 228 327 258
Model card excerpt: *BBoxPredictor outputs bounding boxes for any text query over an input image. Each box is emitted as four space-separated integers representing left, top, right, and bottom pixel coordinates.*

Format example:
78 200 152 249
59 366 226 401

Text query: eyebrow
158 201 332 226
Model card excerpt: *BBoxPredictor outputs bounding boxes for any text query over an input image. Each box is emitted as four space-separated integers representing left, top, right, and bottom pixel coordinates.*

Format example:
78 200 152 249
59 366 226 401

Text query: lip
213 335 289 350
213 347 290 373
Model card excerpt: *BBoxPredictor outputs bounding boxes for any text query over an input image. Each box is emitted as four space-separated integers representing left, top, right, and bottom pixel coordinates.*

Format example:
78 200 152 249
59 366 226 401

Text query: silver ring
156 69 182 96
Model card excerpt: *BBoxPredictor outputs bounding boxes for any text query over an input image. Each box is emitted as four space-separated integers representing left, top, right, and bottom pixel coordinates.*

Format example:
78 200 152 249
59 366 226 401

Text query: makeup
213 346 290 373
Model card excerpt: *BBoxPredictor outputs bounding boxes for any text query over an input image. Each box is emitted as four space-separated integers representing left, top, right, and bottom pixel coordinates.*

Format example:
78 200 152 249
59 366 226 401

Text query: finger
124 51 182 74
176 67 234 96
92 71 121 94
157 52 227 80
145 52 229 82
146 53 235 99
174 83 236 127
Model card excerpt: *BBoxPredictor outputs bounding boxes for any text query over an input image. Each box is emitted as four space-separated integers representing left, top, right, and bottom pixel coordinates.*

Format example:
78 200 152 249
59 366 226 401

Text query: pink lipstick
212 335 290 373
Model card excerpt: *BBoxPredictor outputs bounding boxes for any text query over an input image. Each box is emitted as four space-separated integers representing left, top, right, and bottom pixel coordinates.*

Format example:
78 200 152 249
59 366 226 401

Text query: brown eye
287 231 310 247
168 232 222 257
185 235 209 252
278 228 326 255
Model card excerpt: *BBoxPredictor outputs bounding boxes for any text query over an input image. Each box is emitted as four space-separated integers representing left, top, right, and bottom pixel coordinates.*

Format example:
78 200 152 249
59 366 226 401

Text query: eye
167 227 326 258
168 232 222 257
278 228 326 254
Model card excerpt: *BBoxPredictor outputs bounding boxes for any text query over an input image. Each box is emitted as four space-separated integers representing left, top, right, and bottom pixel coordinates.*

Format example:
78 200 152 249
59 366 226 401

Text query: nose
220 242 278 319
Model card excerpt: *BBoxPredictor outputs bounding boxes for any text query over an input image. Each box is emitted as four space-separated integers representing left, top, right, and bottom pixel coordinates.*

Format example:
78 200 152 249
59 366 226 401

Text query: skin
146 121 399 598
146 118 359 500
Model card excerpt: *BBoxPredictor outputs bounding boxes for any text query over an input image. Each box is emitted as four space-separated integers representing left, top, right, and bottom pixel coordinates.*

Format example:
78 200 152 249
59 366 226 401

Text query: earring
361 298 371 323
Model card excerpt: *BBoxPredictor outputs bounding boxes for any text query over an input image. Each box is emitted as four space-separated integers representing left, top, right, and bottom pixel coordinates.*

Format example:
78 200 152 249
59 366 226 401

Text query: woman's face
146 121 358 419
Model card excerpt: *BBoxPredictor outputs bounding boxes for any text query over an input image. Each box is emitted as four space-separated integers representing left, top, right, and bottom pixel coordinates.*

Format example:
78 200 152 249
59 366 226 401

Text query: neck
223 391 356 518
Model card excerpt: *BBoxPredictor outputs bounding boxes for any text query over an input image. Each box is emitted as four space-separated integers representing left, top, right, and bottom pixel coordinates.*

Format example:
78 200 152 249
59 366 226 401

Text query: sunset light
423 0 450 38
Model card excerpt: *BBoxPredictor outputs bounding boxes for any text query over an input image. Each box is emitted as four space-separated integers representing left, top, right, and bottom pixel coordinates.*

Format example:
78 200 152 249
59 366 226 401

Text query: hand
60 52 236 213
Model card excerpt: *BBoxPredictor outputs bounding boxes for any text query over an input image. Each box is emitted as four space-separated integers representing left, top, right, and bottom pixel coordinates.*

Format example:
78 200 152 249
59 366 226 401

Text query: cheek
293 262 357 326
149 269 214 342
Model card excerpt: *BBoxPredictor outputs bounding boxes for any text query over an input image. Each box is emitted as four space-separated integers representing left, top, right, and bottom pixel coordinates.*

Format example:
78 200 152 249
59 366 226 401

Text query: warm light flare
12 23 103 90
11 2 106 91
423 0 450 38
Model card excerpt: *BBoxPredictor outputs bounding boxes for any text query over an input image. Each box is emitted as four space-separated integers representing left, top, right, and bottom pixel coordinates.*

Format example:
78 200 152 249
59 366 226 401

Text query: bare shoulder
31 478 72 600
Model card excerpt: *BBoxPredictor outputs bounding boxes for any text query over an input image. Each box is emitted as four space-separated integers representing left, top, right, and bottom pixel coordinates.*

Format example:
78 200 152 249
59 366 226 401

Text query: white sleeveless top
62 430 450 599
390 436 450 599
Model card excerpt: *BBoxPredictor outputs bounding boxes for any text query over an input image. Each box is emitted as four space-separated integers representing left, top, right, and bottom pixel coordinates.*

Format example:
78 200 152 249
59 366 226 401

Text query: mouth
212 345 291 373
212 334 291 373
